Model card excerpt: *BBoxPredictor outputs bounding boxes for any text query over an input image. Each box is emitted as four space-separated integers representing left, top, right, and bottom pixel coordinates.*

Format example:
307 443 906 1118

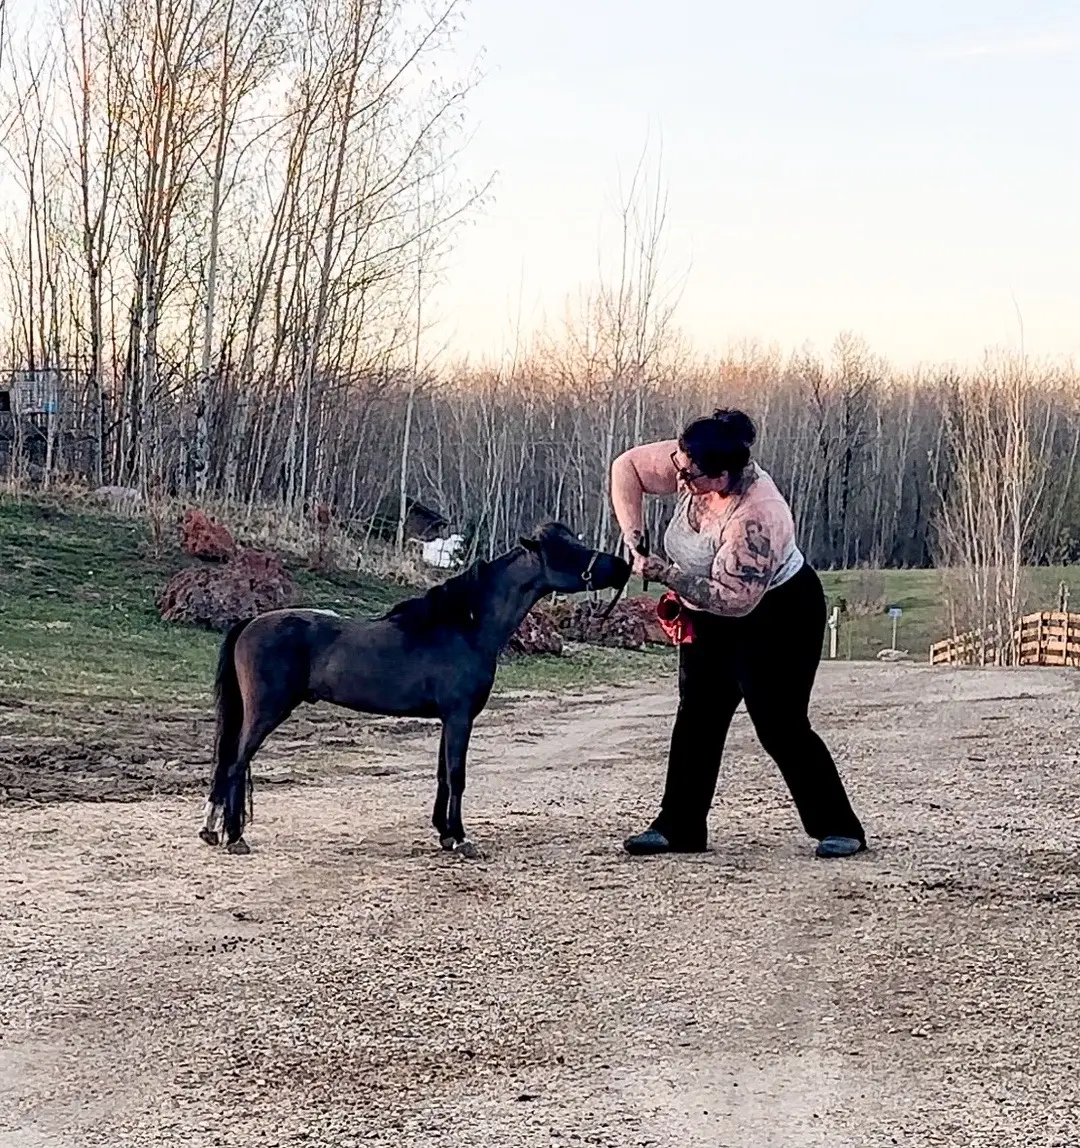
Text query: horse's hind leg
221 702 294 856
200 800 224 846
202 762 238 844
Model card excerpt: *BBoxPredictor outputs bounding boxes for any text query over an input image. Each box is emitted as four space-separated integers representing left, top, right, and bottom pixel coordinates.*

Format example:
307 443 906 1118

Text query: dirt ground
2 661 1080 1147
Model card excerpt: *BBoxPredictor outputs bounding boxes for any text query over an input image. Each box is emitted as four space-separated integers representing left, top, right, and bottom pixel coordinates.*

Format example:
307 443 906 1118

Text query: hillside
3 494 1077 706
0 493 673 706
817 566 1080 661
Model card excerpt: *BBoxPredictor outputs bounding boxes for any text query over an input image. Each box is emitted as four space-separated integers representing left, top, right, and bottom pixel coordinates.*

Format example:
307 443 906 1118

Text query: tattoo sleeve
659 514 780 617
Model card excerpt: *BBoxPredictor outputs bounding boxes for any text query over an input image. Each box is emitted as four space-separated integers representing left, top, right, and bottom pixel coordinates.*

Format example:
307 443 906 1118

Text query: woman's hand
623 528 649 577
640 555 674 583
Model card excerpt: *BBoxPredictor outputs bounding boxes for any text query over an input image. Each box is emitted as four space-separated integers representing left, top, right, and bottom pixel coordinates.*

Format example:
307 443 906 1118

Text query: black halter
576 534 645 620
579 548 623 620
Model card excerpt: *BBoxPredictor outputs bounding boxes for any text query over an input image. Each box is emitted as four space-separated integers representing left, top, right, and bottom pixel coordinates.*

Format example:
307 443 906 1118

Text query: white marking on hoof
226 838 251 856
439 835 457 852
202 800 223 834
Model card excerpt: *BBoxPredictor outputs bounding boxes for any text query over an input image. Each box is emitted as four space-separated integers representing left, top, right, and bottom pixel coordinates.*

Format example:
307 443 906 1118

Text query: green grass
5 491 1073 706
817 568 1079 661
0 493 671 706
0 494 406 704
818 569 944 661
625 565 1079 662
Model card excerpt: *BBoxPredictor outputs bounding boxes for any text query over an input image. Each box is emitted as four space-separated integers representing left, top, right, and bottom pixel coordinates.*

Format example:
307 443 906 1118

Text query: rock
180 508 236 561
157 548 295 630
89 485 144 511
877 648 914 662
506 607 563 656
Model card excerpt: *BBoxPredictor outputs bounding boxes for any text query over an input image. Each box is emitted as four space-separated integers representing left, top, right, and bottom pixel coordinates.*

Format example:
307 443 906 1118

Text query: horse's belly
309 655 434 717
310 629 491 719
334 689 439 720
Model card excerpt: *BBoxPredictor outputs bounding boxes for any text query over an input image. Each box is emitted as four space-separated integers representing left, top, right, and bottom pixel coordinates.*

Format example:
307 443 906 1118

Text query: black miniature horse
199 523 630 857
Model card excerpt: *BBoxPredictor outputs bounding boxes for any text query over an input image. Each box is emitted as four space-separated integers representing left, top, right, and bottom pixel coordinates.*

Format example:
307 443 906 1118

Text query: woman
610 408 866 859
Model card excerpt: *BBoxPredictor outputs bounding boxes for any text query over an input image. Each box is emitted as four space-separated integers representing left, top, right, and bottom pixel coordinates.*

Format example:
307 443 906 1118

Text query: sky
427 0 1080 369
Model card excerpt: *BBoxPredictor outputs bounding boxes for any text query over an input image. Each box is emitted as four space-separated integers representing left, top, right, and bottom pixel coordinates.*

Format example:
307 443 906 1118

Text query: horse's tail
212 619 252 817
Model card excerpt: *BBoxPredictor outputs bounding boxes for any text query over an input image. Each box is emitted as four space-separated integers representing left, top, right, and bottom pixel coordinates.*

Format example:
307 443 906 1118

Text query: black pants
653 563 865 846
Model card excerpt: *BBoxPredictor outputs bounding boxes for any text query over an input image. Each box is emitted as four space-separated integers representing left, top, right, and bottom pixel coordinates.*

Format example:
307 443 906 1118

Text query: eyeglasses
671 451 708 486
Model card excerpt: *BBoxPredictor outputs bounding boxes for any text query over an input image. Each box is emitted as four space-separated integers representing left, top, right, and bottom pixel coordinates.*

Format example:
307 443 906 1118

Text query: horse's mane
381 551 516 633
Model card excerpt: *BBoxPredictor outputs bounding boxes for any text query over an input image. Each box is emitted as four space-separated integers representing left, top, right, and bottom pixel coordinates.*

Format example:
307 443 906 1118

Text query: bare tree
193 0 281 498
932 354 1053 661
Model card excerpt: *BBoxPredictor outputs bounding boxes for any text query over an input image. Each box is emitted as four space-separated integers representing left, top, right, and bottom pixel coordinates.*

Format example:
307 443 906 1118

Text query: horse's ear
518 535 541 552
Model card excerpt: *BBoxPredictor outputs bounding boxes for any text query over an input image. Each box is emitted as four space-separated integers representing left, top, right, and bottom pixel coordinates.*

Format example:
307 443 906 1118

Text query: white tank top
662 465 805 604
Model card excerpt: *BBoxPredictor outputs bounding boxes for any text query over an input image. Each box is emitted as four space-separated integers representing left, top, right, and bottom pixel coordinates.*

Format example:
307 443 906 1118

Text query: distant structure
363 495 449 543
0 367 92 482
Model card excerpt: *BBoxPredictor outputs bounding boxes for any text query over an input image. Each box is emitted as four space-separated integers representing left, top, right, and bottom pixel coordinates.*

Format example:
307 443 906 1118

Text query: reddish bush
157 548 294 630
553 599 648 650
180 508 236 561
506 607 564 656
621 595 670 645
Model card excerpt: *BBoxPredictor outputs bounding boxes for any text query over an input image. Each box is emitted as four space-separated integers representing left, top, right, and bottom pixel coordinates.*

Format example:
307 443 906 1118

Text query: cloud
923 35 1074 62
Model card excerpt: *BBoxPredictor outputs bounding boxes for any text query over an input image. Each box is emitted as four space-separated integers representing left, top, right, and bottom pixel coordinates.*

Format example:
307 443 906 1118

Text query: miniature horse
199 523 631 857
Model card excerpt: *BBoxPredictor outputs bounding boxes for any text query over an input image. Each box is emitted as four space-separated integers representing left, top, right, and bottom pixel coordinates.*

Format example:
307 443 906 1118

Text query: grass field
0 493 674 706
817 565 1079 661
3 492 1078 707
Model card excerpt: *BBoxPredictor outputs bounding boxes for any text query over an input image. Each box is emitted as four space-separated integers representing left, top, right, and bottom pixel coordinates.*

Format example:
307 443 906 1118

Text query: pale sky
430 0 1080 369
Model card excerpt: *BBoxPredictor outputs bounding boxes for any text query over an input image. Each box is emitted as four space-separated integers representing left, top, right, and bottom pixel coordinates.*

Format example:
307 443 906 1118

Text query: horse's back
314 614 492 718
232 608 348 694
234 607 492 719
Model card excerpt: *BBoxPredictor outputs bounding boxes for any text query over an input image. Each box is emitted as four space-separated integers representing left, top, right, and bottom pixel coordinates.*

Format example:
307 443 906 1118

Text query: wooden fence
930 611 1080 667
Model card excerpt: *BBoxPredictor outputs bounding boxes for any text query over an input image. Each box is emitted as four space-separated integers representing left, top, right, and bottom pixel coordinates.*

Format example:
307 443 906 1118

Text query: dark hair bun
711 408 756 447
678 407 756 478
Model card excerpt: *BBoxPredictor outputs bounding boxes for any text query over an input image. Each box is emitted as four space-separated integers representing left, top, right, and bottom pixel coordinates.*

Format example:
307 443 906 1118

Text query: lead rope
599 527 649 621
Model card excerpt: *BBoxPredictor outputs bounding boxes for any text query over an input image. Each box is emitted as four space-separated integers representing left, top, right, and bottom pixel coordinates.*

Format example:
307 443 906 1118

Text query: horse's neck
476 552 543 654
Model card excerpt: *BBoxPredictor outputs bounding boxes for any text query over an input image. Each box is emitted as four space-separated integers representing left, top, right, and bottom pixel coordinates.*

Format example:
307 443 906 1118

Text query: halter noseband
561 545 629 621
582 548 624 619
598 527 648 621
581 550 599 590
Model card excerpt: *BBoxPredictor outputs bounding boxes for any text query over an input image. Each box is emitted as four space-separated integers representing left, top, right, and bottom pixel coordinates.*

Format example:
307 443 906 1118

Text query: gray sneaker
623 826 707 855
815 835 866 858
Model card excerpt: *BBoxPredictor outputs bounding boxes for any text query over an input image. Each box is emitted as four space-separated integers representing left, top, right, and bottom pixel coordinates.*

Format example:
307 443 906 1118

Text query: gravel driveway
2 662 1079 1147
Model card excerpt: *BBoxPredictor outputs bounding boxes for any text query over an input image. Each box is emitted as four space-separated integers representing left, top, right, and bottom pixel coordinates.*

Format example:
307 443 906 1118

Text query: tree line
0 0 1074 598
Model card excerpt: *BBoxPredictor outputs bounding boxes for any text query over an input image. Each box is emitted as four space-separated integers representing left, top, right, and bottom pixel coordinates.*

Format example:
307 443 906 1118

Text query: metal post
888 606 903 652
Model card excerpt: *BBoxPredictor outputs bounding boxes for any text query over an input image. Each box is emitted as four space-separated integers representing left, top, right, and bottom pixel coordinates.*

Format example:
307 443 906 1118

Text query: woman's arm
610 440 680 545
641 502 786 617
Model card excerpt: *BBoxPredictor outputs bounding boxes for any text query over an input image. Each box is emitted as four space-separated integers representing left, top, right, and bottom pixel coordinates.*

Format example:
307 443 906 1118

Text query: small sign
888 607 903 619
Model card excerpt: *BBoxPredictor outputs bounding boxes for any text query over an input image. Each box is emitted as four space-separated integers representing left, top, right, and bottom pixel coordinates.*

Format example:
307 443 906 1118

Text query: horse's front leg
432 725 450 841
440 711 481 859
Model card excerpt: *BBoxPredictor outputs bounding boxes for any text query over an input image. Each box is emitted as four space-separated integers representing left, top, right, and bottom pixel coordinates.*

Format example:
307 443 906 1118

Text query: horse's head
518 523 631 595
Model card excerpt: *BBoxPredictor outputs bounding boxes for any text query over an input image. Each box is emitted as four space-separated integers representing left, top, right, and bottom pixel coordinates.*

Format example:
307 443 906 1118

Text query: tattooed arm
641 505 786 617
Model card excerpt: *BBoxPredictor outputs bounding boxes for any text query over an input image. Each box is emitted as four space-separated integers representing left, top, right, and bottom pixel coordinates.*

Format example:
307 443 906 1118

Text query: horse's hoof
453 839 484 860
439 835 456 852
198 827 219 847
226 838 251 856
